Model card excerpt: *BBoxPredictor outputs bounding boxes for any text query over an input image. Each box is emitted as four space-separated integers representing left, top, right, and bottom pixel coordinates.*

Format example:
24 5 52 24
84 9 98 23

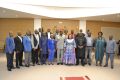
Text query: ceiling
0 7 120 22
0 0 120 22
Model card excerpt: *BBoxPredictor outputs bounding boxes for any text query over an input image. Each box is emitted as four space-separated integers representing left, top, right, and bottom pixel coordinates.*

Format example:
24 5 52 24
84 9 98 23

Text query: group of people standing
5 28 116 71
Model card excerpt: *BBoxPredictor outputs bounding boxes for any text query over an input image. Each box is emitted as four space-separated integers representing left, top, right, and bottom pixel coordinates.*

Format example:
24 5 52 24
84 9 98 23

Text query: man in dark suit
76 32 86 66
38 28 43 38
46 29 51 39
31 30 40 66
14 32 24 68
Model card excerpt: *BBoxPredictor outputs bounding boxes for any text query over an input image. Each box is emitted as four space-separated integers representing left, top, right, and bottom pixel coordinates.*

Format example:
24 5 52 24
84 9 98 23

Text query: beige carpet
0 53 120 80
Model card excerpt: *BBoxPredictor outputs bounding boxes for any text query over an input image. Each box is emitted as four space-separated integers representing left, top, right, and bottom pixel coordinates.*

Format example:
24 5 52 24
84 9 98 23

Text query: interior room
0 0 120 80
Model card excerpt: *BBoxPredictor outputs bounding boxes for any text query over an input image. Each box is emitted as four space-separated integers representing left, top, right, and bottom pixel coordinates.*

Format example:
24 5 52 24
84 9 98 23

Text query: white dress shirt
31 34 39 49
18 36 22 42
86 36 93 47
47 32 51 39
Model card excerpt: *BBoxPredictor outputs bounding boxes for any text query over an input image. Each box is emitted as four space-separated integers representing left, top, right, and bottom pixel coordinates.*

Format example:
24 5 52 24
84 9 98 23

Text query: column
34 18 41 30
79 20 86 34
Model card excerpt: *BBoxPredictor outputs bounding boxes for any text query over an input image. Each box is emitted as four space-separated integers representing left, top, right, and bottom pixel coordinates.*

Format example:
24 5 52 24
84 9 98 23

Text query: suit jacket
39 36 48 54
23 35 32 52
14 36 23 52
76 36 86 48
5 37 15 54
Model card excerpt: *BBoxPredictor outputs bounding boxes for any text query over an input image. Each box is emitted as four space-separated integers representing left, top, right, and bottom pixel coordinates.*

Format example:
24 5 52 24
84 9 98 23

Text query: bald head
9 31 13 37
26 30 31 36
34 30 38 34
47 29 51 32
88 32 91 37
60 30 63 35
109 35 113 40
80 29 83 33
17 31 22 36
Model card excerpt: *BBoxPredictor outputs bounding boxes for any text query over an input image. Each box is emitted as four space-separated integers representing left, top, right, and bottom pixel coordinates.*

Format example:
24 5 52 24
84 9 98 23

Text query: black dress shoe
61 63 63 65
8 69 12 71
76 64 79 65
96 64 98 66
111 66 114 69
25 65 29 67
32 64 35 66
37 63 40 65
11 66 15 69
16 66 20 69
82 64 85 66
52 63 54 65
20 64 23 66
104 64 108 67
57 63 59 65
88 63 91 66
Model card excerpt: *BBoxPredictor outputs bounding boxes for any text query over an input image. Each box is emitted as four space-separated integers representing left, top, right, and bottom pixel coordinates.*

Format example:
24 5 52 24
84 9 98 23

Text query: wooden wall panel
86 21 120 38
1 19 120 52
41 19 79 33
0 18 34 50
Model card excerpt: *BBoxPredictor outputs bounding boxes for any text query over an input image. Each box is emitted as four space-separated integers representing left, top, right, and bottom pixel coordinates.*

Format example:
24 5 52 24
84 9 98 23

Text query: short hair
68 34 72 39
98 31 103 35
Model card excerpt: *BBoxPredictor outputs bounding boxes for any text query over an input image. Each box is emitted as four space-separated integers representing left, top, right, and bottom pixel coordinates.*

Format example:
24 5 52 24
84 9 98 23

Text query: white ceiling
0 7 120 22
1 0 120 7
0 0 120 22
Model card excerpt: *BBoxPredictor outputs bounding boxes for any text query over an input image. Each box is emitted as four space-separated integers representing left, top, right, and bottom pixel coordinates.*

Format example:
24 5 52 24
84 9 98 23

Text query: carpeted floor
0 53 120 80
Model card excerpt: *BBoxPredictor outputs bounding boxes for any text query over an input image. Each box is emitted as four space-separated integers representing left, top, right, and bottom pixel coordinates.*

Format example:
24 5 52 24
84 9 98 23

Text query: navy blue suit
39 36 48 64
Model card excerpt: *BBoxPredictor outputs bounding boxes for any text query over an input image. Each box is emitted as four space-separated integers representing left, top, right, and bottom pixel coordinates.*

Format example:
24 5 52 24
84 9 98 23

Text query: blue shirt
48 39 56 50
5 37 15 54
23 35 32 53
39 36 48 54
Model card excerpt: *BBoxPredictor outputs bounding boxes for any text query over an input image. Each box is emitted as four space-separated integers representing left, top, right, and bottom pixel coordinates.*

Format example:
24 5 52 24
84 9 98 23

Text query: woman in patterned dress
63 34 76 65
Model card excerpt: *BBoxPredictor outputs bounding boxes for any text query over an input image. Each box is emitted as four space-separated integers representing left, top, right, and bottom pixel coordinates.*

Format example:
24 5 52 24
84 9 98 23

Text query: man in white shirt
14 32 24 68
85 32 94 65
39 28 43 38
31 30 40 66
46 29 51 39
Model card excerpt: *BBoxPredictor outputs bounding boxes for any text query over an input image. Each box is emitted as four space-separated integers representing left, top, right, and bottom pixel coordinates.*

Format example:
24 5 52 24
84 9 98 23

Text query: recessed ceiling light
15 15 18 17
102 19 104 21
59 21 63 24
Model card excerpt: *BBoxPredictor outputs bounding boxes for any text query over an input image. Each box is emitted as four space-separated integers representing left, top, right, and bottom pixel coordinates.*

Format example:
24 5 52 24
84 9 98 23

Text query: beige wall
0 18 34 51
1 19 120 52
41 19 79 33
86 21 120 38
